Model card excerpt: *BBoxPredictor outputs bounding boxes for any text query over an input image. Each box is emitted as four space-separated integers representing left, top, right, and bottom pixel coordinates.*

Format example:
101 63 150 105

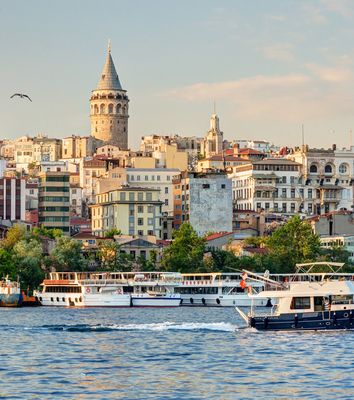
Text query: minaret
90 44 129 149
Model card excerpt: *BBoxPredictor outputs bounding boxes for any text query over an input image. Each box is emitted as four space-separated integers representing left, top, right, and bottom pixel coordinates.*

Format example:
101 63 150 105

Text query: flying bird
10 93 32 102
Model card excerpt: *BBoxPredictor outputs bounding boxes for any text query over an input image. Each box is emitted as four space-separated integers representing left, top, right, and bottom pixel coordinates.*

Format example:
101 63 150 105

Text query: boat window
332 295 353 305
290 297 311 310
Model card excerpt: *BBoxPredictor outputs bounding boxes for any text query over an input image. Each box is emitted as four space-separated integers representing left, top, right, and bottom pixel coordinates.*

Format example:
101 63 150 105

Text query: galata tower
90 45 129 149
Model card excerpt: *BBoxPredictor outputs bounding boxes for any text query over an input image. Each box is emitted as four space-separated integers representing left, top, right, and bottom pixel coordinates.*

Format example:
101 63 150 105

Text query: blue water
0 307 353 399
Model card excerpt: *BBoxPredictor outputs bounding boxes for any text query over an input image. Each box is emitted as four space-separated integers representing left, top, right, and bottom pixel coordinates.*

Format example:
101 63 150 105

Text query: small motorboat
236 262 354 331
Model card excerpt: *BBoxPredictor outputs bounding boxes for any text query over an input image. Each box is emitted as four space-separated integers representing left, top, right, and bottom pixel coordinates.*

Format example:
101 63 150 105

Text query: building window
138 205 144 213
145 175 148 181
167 176 170 181
282 203 287 212
138 230 143 236
282 189 287 198
291 189 295 198
221 184 226 189
146 192 152 201
164 199 169 206
138 218 144 225
129 192 134 201
165 187 169 194
120 192 126 201
325 164 332 173
138 193 143 201
291 203 296 213
147 206 153 213
274 203 278 212
308 189 312 199
148 218 153 225
148 230 154 236
137 175 141 181
339 163 348 174
202 184 210 189
157 176 161 181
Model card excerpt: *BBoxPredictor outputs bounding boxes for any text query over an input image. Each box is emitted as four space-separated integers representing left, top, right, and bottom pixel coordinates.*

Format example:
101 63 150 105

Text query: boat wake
32 321 238 333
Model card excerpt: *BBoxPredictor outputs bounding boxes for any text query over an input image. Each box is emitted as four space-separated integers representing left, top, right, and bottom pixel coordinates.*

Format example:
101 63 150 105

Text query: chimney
332 144 337 151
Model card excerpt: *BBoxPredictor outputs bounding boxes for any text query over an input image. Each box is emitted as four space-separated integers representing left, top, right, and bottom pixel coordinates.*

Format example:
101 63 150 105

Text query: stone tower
90 46 129 149
201 113 223 158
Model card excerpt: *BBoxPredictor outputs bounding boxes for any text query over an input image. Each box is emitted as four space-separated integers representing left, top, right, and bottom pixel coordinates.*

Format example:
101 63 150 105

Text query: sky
1 0 354 150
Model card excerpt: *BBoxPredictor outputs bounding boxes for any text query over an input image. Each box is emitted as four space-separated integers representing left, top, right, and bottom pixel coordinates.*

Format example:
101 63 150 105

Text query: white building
290 145 353 214
232 159 316 215
320 235 354 262
126 168 180 214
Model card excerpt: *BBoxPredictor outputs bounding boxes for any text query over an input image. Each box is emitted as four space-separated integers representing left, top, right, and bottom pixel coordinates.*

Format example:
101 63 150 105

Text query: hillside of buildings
1 48 354 286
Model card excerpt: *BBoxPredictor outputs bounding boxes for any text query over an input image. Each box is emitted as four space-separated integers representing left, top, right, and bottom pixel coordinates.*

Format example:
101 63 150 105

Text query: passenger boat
130 272 182 307
34 271 182 307
176 273 270 307
0 278 22 307
34 272 131 307
236 262 354 331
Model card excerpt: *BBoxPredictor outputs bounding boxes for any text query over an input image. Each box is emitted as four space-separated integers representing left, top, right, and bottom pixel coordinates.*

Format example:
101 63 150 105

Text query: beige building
62 135 98 159
38 170 70 235
90 46 129 149
91 187 163 238
80 158 108 204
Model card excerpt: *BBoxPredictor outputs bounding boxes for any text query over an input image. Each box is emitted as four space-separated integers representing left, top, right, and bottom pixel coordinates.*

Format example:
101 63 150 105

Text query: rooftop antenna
108 39 112 53
301 123 305 148
213 100 216 114
350 129 352 149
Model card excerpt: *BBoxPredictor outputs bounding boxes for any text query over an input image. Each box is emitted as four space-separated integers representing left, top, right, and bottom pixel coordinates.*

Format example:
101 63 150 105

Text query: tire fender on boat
216 298 221 305
202 298 206 305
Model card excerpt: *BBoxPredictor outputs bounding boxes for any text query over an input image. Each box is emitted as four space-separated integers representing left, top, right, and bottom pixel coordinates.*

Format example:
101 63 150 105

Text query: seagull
10 93 32 102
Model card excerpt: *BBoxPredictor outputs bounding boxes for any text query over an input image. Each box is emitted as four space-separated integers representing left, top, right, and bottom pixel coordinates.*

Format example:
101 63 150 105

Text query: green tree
320 245 351 265
104 228 121 239
1 224 26 251
31 226 62 240
13 239 44 291
266 215 321 272
162 223 206 272
97 240 121 270
50 236 87 271
0 248 16 279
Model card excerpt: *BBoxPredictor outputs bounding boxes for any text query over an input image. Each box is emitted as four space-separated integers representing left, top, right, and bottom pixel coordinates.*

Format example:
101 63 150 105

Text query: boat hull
131 295 181 307
250 310 354 331
0 293 22 307
35 292 131 307
180 294 271 307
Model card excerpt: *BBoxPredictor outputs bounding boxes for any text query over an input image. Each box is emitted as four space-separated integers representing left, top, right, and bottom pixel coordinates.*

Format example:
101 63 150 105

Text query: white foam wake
103 321 238 332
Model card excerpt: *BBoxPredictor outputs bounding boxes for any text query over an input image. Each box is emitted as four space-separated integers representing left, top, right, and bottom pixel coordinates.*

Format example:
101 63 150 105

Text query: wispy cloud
165 62 354 122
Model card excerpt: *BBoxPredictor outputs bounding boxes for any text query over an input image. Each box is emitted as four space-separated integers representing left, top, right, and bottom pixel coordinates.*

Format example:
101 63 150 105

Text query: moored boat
236 262 354 331
130 272 182 307
0 278 22 307
177 273 269 307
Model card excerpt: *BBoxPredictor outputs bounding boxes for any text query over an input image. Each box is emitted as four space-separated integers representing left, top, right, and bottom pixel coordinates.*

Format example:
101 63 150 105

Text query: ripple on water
0 307 353 399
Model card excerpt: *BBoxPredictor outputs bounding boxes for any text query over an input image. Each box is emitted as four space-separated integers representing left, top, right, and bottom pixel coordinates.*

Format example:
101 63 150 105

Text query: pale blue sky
1 0 354 149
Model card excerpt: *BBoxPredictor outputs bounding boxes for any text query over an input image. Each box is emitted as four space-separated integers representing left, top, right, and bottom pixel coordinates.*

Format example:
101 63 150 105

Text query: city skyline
1 0 354 149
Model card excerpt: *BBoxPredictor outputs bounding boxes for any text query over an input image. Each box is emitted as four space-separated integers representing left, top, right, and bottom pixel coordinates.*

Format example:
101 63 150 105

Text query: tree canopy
162 223 206 272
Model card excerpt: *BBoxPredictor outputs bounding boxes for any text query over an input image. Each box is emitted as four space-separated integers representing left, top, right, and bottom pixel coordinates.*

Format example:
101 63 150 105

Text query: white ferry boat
34 271 182 307
129 272 182 307
237 263 354 331
34 272 131 307
176 273 271 307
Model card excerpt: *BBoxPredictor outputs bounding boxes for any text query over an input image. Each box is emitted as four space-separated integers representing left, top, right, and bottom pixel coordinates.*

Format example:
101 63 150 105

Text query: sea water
0 307 353 399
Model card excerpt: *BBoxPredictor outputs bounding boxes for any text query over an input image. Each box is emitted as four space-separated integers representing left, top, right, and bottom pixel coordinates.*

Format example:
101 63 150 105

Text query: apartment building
91 187 163 238
38 171 70 234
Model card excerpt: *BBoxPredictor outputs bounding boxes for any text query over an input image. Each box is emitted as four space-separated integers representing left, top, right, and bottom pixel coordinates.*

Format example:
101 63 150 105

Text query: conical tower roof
96 49 122 90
